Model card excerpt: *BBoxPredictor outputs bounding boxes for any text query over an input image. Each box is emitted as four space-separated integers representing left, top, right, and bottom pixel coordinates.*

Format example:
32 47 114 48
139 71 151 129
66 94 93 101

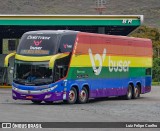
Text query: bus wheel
79 87 88 104
125 84 132 100
133 85 140 99
68 87 77 104
31 100 42 104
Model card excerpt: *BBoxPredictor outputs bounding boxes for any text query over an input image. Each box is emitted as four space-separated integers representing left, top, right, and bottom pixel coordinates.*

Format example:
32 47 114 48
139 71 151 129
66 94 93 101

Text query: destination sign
20 49 50 55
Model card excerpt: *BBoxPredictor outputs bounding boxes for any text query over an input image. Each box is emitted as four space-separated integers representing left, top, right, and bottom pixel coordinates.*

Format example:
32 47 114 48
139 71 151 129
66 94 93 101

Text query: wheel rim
69 90 75 102
128 86 132 98
135 88 139 98
80 90 87 102
135 88 138 96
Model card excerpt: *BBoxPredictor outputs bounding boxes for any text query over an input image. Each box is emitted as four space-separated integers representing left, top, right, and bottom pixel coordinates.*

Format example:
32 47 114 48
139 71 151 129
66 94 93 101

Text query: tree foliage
130 26 160 58
152 58 160 82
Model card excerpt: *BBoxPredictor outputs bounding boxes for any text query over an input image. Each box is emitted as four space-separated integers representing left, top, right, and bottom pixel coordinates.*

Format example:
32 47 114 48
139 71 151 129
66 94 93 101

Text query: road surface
0 86 160 130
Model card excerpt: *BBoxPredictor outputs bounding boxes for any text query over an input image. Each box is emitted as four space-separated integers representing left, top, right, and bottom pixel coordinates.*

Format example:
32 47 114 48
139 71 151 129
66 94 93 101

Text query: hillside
0 0 160 28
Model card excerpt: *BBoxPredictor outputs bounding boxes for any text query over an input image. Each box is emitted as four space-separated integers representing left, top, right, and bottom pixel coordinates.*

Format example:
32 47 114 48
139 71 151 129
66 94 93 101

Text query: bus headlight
42 85 58 93
12 86 18 91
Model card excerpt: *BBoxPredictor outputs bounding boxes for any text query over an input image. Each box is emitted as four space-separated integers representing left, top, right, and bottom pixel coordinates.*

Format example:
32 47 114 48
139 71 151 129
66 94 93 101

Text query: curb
0 86 12 88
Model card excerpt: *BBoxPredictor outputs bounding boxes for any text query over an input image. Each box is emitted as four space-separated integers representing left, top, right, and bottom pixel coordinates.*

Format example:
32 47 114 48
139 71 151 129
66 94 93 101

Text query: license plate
26 96 33 99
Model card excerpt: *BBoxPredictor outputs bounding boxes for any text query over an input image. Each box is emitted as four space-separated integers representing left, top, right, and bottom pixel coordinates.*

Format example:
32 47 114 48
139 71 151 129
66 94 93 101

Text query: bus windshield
13 60 52 85
17 33 59 56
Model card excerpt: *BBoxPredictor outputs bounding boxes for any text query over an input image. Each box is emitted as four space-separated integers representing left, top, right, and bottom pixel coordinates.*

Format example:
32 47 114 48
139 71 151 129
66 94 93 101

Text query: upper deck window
58 34 76 53
17 33 59 56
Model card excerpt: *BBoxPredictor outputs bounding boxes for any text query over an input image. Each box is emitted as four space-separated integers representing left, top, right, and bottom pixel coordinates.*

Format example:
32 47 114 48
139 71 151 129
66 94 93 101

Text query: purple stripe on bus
12 86 151 102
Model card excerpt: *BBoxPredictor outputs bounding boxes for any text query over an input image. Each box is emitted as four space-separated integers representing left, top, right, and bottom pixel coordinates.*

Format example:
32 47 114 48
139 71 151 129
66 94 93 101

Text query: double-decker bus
5 30 152 104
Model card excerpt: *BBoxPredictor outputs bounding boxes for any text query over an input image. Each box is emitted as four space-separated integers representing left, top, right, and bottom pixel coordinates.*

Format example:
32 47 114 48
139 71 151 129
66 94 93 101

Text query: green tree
130 26 160 58
152 58 160 82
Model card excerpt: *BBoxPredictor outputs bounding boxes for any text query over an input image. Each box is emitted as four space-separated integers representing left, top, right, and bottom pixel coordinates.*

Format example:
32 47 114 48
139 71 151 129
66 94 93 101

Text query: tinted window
59 34 76 53
146 68 152 75
17 34 59 56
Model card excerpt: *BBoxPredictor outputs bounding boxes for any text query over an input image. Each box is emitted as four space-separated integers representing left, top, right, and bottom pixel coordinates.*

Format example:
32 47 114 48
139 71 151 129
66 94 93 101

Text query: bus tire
31 100 42 104
125 84 133 100
67 87 77 104
78 87 88 104
133 85 140 99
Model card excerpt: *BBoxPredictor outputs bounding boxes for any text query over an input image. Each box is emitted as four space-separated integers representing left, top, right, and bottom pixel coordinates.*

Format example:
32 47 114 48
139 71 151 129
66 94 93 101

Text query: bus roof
78 31 152 42
23 30 151 42
24 30 79 35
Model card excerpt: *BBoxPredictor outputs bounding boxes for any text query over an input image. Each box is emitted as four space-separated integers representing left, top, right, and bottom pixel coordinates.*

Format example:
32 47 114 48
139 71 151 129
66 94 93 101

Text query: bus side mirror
4 52 16 67
49 53 69 69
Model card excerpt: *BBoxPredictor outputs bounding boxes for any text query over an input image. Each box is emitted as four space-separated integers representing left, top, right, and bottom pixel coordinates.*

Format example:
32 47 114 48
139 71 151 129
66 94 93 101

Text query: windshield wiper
13 78 26 84
32 78 53 85
13 78 52 85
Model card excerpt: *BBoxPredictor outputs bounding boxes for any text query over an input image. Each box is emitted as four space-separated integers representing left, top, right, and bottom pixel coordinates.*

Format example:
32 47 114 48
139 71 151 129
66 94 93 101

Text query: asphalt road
0 86 160 131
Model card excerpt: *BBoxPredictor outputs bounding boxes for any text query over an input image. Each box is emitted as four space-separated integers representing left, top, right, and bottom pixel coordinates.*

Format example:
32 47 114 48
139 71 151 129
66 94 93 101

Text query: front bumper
12 89 67 102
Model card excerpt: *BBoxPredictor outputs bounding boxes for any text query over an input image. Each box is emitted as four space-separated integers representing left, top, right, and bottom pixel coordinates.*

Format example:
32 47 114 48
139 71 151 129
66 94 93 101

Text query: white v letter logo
88 48 106 75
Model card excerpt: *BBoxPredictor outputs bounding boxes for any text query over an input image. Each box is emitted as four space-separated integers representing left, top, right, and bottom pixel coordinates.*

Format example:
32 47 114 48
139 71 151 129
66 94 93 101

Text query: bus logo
88 48 106 75
34 40 42 46
64 44 72 49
